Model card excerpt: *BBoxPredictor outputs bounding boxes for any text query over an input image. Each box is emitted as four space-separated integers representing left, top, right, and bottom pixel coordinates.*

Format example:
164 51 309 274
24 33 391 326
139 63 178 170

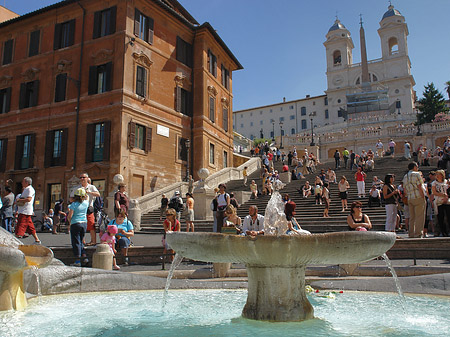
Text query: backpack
169 197 182 212
93 196 104 213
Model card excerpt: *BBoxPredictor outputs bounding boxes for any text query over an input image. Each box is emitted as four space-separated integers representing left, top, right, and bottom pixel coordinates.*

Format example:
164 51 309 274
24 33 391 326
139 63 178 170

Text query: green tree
416 82 449 125
445 80 450 100
253 138 271 147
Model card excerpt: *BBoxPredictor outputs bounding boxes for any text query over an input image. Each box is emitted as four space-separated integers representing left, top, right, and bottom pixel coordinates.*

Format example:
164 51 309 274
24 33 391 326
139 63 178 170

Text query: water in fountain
162 253 184 307
30 266 42 301
382 253 407 312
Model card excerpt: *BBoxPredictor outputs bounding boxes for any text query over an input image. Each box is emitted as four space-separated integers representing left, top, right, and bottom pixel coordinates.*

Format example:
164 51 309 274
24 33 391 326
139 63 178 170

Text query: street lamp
309 114 315 146
279 121 284 149
416 110 423 136
185 139 190 181
272 121 275 141
260 128 264 139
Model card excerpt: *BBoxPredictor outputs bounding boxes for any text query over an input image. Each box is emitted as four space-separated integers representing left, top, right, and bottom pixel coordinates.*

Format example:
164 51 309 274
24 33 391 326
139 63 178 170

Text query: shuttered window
44 129 68 167
2 39 13 65
128 122 152 153
55 73 67 102
175 87 192 117
222 106 228 132
134 9 154 44
15 134 36 170
176 36 193 67
209 143 215 165
208 50 217 77
0 87 11 114
178 138 188 161
29 30 40 57
221 64 229 89
136 66 147 98
19 80 39 109
0 138 7 172
54 19 75 50
93 6 116 39
86 121 111 163
209 96 215 122
88 62 113 95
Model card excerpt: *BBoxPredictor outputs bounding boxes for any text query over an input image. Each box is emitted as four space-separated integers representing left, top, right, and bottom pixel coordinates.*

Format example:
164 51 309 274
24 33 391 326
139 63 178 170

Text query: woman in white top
301 181 312 198
431 170 450 236
338 176 350 212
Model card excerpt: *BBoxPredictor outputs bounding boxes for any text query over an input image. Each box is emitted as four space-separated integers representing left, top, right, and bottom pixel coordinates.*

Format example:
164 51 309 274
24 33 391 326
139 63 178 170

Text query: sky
8 0 450 111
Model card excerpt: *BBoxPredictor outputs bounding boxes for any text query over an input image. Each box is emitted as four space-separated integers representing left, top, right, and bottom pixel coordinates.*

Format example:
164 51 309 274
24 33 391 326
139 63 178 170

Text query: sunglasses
354 206 362 208
79 177 88 179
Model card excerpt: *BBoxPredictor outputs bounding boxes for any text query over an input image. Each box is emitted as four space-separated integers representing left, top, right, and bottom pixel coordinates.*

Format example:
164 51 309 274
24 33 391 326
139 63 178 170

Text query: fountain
0 232 53 311
166 189 396 321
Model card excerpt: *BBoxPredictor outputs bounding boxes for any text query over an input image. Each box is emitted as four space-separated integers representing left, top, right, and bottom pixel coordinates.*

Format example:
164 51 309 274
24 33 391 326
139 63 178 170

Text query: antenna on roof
359 14 363 28
335 11 338 21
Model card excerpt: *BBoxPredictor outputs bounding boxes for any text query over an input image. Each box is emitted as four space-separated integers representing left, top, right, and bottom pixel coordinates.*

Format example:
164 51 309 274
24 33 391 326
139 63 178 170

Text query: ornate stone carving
0 75 12 87
221 97 229 106
91 49 114 64
21 68 40 81
132 52 152 67
55 60 73 73
174 74 186 86
207 85 218 97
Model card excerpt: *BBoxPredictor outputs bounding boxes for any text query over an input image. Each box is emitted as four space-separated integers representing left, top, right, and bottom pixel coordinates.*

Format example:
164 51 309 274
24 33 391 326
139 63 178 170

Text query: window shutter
88 66 97 95
148 17 154 44
85 123 94 163
105 62 113 92
29 30 40 56
19 83 26 109
68 19 76 46
134 9 140 37
55 74 67 102
15 135 23 169
53 23 62 50
213 55 217 77
103 121 111 161
93 10 101 39
29 133 36 168
175 86 181 112
176 37 182 61
109 6 117 35
31 80 39 107
60 128 68 166
3 39 13 65
145 127 152 152
129 122 136 148
44 130 53 168
186 42 193 68
0 139 7 172
4 87 11 113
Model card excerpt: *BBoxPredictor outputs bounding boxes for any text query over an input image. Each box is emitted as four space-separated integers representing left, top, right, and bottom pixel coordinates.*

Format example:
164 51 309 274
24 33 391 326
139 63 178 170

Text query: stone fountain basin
166 231 397 266
18 245 54 269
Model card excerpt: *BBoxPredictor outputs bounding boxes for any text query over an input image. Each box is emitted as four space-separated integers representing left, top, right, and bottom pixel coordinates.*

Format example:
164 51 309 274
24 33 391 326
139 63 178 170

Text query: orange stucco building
0 0 242 211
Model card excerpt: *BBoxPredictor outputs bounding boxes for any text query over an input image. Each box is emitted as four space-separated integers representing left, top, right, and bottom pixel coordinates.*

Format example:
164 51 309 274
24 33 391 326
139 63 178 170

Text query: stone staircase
140 156 431 234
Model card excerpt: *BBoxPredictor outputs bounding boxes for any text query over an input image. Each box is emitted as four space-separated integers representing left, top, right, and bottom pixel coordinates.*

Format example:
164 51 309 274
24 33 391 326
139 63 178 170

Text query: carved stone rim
132 51 153 67
207 85 218 97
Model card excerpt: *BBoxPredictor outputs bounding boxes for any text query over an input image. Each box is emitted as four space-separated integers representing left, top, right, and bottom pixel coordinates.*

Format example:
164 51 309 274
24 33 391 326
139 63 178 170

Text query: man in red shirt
267 151 274 170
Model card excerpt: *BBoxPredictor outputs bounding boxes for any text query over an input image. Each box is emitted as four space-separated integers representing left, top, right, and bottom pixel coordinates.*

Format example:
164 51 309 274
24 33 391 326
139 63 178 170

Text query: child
243 166 248 186
314 184 323 205
101 224 120 270
322 182 330 217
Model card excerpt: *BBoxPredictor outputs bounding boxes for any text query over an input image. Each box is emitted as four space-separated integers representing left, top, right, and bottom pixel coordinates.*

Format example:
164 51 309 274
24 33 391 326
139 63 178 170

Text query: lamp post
272 122 275 142
260 128 264 139
279 121 284 149
416 110 423 136
185 139 190 181
309 114 315 146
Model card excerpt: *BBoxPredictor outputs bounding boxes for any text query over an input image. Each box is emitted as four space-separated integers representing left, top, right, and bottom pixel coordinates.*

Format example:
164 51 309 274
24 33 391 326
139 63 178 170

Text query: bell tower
378 5 408 59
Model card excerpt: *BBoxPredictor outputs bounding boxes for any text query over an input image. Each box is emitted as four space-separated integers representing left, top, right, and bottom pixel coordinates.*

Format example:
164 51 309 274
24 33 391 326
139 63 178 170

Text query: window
396 100 401 109
250 122 253 126
388 37 399 55
279 117 284 122
281 130 285 136
2 39 13 65
0 138 7 172
176 36 193 67
15 134 35 170
280 107 283 111
260 120 263 125
301 107 306 116
48 183 62 210
178 138 188 161
290 115 295 120
134 9 154 44
301 119 307 129
325 109 329 119
270 119 274 123
324 97 328 105
291 128 295 135
0 87 11 114
86 121 111 163
55 73 67 102
88 62 113 95
208 50 217 77
270 131 274 138
93 6 116 39
223 151 228 168
29 30 40 57
136 66 147 98
223 106 228 132
175 87 192 117
209 96 215 122
45 129 68 167
250 112 253 116
19 80 40 109
240 123 243 128
128 122 152 152
290 105 294 109
338 109 343 117
54 19 75 50
333 50 341 65
260 110 263 115
270 109 272 113
209 143 215 165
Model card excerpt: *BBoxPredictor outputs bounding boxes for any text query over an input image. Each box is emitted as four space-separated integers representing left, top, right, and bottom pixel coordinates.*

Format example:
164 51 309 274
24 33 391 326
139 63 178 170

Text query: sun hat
74 188 86 197
107 225 118 235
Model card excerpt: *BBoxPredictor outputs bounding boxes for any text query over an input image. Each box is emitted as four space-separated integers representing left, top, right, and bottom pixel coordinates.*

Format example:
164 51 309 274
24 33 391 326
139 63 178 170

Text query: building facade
0 0 241 212
234 5 415 141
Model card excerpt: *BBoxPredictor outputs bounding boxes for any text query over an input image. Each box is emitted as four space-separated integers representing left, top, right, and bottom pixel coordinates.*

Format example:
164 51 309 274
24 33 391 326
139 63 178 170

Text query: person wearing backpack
169 191 183 221
215 184 230 233
114 183 129 217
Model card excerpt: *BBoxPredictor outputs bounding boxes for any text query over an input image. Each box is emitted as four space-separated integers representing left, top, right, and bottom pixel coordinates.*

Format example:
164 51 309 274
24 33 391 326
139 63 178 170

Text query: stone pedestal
212 263 231 278
279 171 291 184
193 188 216 221
128 199 141 231
92 244 113 270
243 265 313 321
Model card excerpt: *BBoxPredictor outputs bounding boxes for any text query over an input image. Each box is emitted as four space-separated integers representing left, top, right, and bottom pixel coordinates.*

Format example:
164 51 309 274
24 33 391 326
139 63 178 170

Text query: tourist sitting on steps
284 201 310 235
242 205 264 237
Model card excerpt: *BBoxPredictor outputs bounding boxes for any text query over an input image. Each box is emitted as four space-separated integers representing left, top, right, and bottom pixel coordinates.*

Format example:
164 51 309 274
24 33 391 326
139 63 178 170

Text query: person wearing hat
67 187 89 267
114 182 129 217
169 191 183 221
284 201 310 235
